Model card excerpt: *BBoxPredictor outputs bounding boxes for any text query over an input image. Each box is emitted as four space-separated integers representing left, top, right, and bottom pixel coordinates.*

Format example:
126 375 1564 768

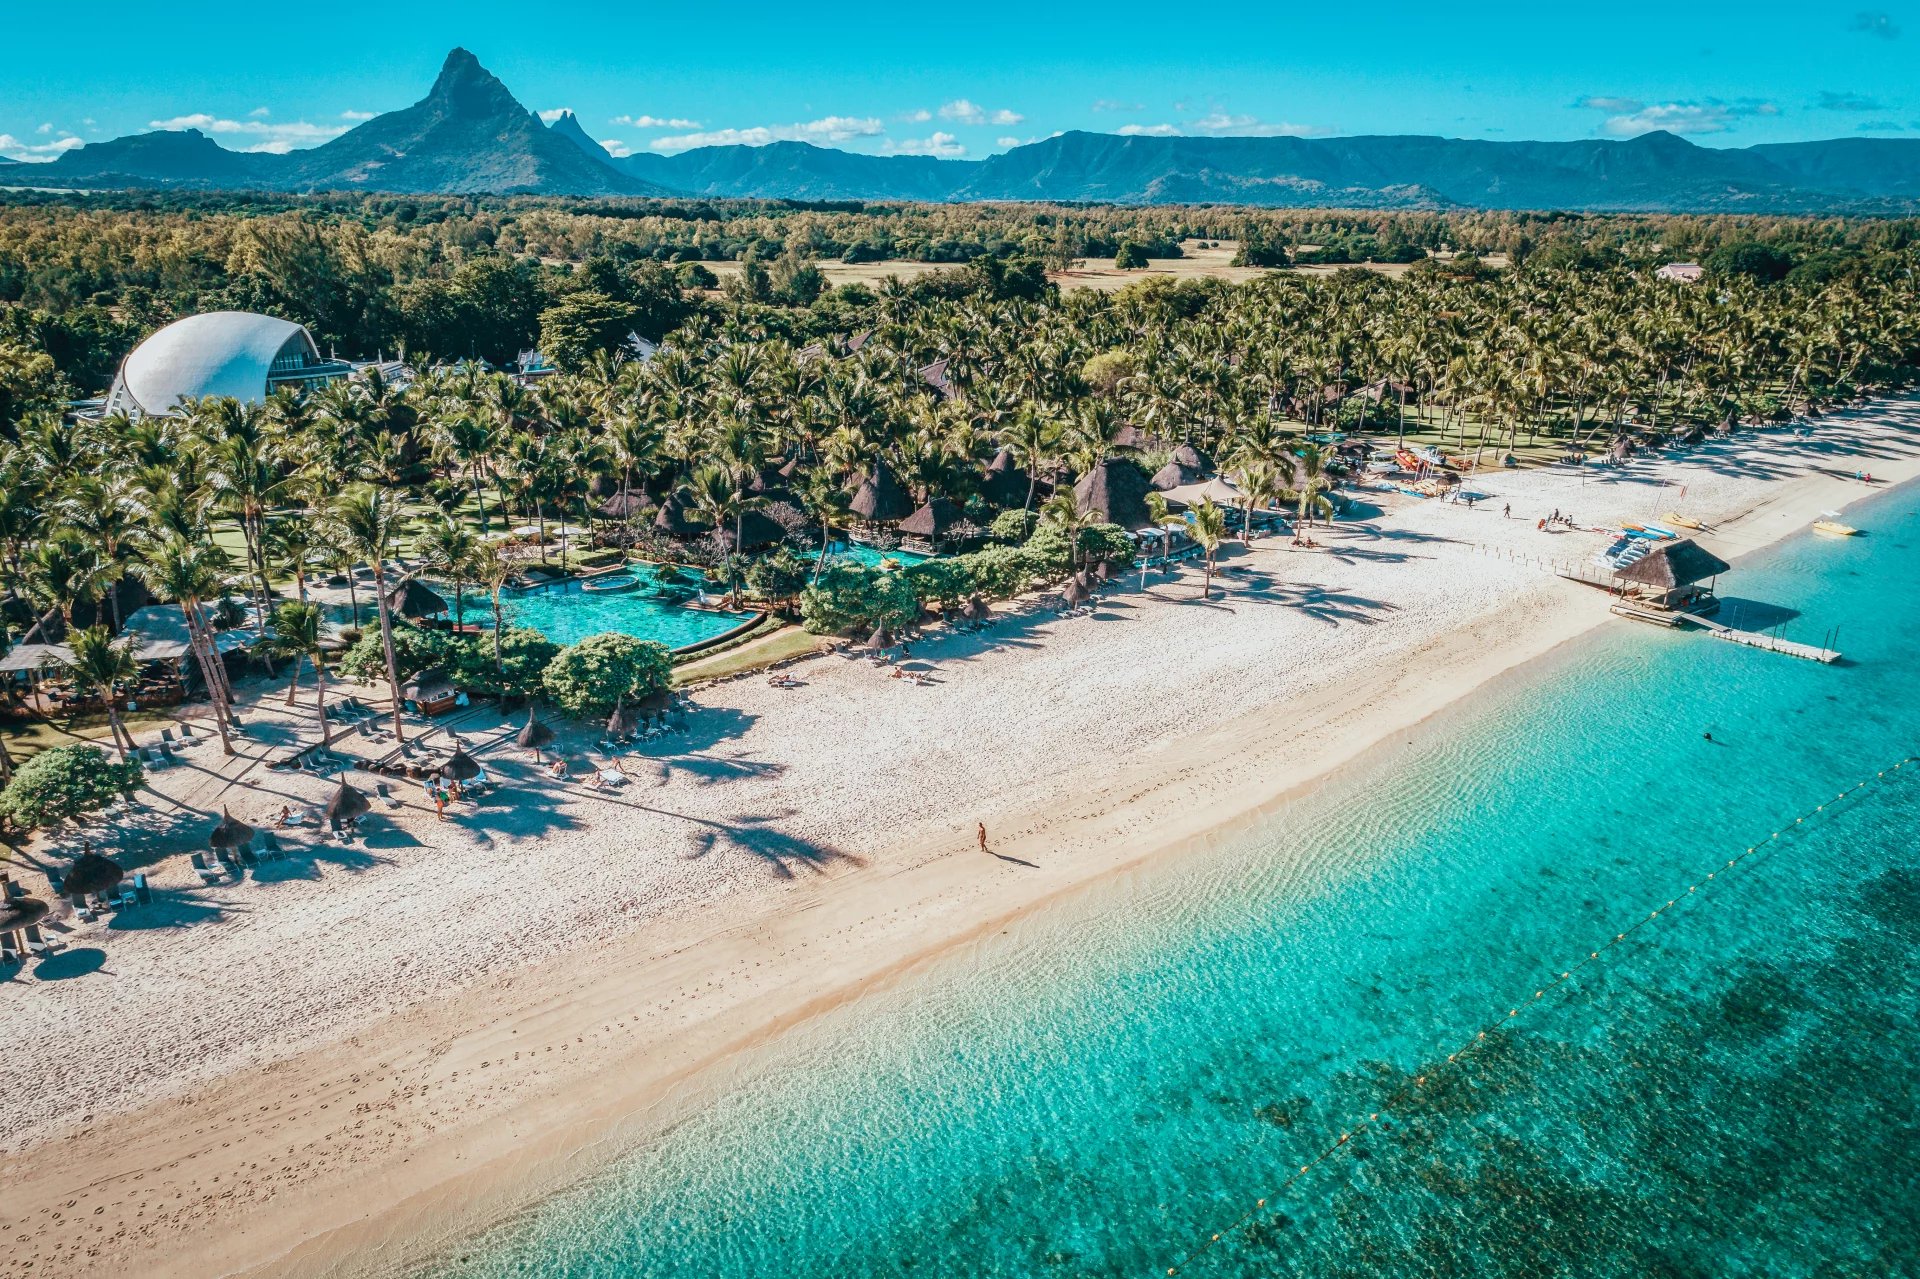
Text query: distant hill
9 49 1920 212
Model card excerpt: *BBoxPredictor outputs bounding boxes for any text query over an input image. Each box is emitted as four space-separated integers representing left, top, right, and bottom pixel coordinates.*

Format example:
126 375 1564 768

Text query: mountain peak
425 47 522 118
547 110 610 160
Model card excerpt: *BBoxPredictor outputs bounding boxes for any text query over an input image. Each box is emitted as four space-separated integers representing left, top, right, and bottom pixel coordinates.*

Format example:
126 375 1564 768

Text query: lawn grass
1 708 178 765
674 624 818 686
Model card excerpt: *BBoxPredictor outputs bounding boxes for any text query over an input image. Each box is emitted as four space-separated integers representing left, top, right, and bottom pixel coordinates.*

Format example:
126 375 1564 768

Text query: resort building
1656 262 1706 283
105 311 350 418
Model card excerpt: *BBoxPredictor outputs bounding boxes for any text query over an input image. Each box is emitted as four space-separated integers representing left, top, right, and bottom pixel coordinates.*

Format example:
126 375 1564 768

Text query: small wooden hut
1613 539 1730 613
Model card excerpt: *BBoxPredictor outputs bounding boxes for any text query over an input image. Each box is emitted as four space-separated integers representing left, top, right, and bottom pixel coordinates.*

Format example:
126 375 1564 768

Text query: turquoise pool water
819 541 934 570
426 485 1920 1278
447 574 750 651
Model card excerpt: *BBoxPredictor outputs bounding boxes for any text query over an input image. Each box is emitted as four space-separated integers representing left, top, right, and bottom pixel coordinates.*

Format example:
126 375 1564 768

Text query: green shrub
338 621 457 683
541 633 673 715
799 563 919 635
0 744 142 830
452 628 559 699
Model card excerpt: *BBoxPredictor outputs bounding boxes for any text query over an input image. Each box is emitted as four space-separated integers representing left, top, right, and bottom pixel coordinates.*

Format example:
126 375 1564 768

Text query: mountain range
12 48 1920 213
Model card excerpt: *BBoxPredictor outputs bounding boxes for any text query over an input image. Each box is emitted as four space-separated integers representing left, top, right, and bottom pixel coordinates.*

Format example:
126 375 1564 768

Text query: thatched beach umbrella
1062 577 1089 608
963 595 988 622
325 779 371 828
867 622 894 650
638 689 674 715
606 697 638 739
209 808 255 852
384 577 447 620
63 851 124 899
517 708 555 760
2 894 50 935
444 746 481 782
1094 559 1114 582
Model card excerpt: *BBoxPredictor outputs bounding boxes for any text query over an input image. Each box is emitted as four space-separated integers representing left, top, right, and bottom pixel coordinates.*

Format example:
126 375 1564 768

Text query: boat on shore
1812 514 1858 537
1662 511 1703 530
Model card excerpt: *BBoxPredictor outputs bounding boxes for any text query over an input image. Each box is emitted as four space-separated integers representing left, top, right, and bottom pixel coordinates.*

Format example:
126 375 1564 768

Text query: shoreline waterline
5 408 1917 1279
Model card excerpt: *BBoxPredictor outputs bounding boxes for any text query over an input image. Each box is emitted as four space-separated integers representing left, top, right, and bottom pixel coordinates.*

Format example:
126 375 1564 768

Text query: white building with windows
104 311 349 417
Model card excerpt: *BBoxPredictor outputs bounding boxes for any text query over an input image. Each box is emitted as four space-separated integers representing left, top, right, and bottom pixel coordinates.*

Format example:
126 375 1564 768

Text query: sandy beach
3 401 1917 1279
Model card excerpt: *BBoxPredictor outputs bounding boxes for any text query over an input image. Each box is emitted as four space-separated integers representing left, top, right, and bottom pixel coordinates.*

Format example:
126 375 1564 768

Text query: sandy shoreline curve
3 404 1916 1279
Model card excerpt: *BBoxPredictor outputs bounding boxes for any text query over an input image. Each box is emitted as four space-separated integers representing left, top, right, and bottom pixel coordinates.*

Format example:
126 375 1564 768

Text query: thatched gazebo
1613 539 1731 613
385 578 448 620
897 497 968 550
598 492 649 521
209 808 255 852
1073 459 1155 530
64 850 124 900
517 708 555 759
325 779 371 830
849 459 914 525
714 508 787 553
402 666 459 715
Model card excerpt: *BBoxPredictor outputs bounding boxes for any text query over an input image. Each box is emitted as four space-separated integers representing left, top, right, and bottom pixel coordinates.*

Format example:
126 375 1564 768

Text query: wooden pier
1673 611 1841 663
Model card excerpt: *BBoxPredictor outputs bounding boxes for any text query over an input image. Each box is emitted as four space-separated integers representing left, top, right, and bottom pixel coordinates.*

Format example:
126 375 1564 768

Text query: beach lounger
239 845 258 869
0 932 19 964
160 727 177 745
261 832 282 859
74 898 97 923
136 747 159 767
24 925 52 955
3 876 24 902
191 852 217 883
134 873 153 905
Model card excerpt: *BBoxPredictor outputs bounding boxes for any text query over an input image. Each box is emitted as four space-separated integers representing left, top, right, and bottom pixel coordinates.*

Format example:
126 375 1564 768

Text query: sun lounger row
1 923 57 962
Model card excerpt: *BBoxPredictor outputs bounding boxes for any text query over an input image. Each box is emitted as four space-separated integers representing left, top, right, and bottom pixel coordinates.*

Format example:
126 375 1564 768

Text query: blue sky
3 3 1915 162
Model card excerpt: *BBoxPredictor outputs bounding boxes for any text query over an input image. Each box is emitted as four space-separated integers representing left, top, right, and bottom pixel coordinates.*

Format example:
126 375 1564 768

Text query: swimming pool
446 572 752 651
818 541 934 570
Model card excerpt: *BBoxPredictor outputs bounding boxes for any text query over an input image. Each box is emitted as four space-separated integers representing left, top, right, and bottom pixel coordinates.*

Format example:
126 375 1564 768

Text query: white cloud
611 114 703 129
1092 98 1144 113
1118 122 1182 137
990 108 1024 126
996 135 1022 149
248 106 271 119
149 112 350 148
340 109 376 121
35 122 52 135
938 98 986 125
0 132 84 161
1187 111 1320 136
883 131 967 157
649 115 884 152
537 107 571 124
599 137 634 157
1576 95 1779 137
900 108 933 123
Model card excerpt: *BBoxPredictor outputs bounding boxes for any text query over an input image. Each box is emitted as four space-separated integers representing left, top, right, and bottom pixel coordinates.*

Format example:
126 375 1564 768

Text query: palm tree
63 626 140 759
1190 499 1228 599
135 535 238 754
1288 442 1334 533
467 540 513 675
271 600 333 748
331 484 412 741
1231 458 1284 545
415 517 476 625
683 463 752 607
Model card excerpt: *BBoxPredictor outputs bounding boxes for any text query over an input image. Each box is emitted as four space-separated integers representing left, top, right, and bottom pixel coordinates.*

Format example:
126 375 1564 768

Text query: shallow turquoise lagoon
447 575 749 651
427 485 1920 1279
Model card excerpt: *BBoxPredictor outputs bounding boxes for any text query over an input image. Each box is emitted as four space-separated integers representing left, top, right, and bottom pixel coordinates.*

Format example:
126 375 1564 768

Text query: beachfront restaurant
1611 539 1730 614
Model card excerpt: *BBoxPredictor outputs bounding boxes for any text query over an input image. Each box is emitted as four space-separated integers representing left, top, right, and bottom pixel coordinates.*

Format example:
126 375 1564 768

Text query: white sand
2 400 1916 1279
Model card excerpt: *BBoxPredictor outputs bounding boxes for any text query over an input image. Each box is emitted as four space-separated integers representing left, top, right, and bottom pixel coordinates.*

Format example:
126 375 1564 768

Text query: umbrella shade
516 710 554 750
325 780 371 824
1 896 51 931
63 852 124 897
444 747 481 781
209 808 255 850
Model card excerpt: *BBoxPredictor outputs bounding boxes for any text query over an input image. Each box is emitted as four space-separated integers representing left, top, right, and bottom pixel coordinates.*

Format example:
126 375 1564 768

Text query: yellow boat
1662 511 1703 530
1813 511 1858 537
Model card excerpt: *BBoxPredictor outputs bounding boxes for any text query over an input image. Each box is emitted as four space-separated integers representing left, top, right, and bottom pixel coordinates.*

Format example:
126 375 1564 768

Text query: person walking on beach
1503 502 1510 519
977 822 989 854
433 785 446 821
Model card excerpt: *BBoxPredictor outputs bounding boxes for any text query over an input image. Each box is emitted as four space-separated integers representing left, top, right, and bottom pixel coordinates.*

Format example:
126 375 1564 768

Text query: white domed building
105 311 350 418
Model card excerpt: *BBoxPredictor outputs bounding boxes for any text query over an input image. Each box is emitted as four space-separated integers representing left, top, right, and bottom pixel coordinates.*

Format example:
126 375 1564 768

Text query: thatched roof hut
714 508 786 552
849 459 914 524
208 809 255 851
323 780 370 829
1072 458 1155 530
1150 461 1195 491
598 492 650 520
403 666 456 703
1614 539 1730 609
653 491 709 538
982 449 1030 508
1171 442 1212 472
897 497 966 540
385 578 447 619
